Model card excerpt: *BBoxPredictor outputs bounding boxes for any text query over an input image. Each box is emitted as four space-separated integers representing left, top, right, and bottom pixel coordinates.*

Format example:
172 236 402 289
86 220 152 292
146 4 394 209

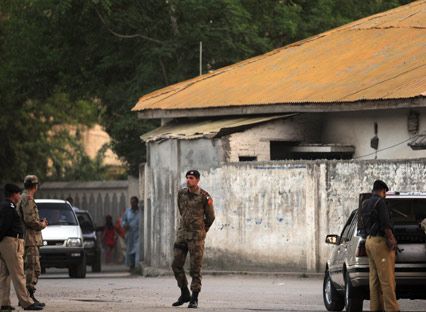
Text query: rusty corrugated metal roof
133 1 426 113
141 115 295 142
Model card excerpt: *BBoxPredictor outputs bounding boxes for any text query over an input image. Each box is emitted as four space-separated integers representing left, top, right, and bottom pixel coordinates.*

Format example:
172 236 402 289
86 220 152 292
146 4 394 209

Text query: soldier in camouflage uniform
172 170 215 309
18 175 48 307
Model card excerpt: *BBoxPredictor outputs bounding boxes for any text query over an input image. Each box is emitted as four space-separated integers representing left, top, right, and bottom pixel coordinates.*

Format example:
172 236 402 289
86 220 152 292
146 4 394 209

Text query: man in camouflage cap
18 175 48 307
171 170 215 309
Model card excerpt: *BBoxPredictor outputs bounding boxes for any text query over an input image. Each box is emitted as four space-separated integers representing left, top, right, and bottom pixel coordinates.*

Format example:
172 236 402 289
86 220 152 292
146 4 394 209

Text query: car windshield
386 199 426 225
37 202 78 226
76 212 94 233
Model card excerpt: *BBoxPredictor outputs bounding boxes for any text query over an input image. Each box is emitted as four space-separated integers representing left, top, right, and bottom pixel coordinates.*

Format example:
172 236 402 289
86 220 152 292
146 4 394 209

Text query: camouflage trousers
24 246 41 291
172 239 205 293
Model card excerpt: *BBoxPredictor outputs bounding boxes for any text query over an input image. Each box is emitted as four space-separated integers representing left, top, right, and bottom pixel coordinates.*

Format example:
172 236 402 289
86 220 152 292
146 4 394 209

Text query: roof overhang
137 97 426 119
141 114 296 142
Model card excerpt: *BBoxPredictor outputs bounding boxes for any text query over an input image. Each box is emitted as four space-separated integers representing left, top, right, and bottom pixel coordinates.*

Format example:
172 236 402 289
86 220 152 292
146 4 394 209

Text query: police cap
24 175 39 188
4 183 22 196
372 180 389 192
185 170 200 179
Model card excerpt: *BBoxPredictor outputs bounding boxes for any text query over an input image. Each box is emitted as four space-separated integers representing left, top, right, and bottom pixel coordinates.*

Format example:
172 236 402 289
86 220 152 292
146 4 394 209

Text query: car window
38 202 78 226
340 211 356 243
342 212 358 241
386 199 426 225
76 212 95 233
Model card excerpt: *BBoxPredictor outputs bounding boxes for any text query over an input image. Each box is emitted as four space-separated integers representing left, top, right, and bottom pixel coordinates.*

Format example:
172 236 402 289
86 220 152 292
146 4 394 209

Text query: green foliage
0 0 411 180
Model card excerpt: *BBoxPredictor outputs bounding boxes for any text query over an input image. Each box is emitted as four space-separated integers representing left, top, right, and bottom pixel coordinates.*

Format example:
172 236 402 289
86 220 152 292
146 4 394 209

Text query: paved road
6 268 425 311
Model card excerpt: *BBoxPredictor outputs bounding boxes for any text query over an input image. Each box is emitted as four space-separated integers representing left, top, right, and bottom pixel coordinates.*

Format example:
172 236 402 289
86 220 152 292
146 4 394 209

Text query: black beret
373 180 389 192
185 170 200 179
4 183 22 196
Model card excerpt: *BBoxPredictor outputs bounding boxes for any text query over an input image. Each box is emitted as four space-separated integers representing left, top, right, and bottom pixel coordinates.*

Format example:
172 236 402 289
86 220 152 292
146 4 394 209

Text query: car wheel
92 252 102 273
344 271 363 312
323 270 344 311
69 256 87 278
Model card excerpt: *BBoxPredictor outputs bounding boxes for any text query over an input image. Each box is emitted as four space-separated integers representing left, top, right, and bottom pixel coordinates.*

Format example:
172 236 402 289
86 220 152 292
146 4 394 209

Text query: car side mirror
325 234 340 245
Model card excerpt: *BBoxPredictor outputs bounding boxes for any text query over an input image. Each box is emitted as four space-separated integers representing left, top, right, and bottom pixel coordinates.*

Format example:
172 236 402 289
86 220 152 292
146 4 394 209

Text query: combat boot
27 288 45 307
172 286 191 306
23 303 43 310
188 292 198 309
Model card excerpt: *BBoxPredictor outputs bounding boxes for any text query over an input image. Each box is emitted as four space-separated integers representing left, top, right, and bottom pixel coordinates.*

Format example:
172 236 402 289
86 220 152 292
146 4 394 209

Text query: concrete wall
322 108 426 160
143 157 426 272
227 114 322 162
144 138 226 268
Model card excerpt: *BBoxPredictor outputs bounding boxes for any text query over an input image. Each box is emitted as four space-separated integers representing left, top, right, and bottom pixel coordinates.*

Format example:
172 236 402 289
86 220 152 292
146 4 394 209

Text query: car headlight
83 240 95 248
66 238 82 247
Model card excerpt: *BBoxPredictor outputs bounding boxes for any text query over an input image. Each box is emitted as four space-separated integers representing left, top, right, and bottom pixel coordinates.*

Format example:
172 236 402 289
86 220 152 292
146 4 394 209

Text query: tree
0 0 411 179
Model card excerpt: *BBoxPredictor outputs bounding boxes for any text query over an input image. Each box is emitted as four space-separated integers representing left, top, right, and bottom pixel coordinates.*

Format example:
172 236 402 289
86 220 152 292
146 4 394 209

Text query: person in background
101 215 117 264
113 213 126 264
121 197 141 272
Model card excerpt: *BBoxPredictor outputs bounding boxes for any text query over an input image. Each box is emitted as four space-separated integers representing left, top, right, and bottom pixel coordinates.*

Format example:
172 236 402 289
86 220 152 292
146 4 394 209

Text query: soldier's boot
172 286 191 306
27 288 45 307
188 292 199 309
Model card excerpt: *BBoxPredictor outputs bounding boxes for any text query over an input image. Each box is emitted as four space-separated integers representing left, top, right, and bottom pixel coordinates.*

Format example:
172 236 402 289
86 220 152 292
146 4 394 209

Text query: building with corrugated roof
133 1 426 271
134 0 426 163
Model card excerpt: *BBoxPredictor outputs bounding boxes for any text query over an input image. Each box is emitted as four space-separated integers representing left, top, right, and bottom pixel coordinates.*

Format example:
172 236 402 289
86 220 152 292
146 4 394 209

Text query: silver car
323 192 426 312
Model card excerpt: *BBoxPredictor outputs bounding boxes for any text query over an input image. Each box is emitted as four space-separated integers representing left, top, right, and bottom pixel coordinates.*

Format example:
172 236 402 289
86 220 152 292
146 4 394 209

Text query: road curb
139 265 322 279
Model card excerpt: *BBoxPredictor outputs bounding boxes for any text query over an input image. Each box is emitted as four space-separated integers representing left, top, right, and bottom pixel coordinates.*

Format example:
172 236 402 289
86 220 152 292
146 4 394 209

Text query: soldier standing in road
363 180 400 312
172 170 215 309
0 184 43 311
18 175 48 307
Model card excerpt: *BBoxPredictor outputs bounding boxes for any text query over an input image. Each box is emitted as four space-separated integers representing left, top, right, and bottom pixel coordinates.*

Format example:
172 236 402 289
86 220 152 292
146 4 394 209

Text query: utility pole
199 41 202 76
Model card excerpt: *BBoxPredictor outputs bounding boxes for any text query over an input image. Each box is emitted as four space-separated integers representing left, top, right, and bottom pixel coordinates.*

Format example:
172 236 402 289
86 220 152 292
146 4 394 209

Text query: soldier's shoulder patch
207 197 213 206
200 189 213 205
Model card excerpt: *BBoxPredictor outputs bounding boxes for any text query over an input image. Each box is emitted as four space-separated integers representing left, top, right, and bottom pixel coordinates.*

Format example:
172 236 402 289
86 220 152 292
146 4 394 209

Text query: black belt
6 233 24 239
368 234 385 238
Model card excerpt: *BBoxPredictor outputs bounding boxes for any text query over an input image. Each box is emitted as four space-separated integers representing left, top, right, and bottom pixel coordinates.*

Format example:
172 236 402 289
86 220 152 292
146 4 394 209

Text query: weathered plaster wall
144 138 226 268
322 109 426 159
202 160 426 272
201 163 309 270
227 115 322 161
317 160 426 267
143 154 426 272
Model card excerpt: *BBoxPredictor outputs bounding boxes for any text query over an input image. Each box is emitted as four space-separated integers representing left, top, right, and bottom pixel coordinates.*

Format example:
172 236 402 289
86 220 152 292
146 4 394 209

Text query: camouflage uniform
172 187 215 293
18 190 46 292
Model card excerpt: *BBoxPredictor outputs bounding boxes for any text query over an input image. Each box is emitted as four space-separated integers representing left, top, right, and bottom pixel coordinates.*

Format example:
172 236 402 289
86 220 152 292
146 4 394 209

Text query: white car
36 199 86 278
